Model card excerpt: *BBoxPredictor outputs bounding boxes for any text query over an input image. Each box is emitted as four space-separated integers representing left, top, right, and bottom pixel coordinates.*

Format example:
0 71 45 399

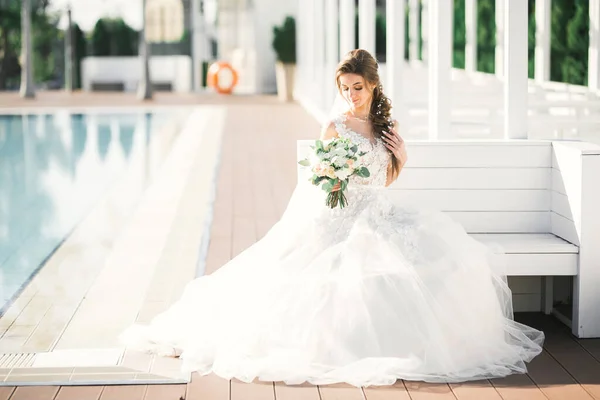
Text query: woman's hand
382 128 407 166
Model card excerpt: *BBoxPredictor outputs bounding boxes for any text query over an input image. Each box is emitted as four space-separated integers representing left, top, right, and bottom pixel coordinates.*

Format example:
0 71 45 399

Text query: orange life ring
207 61 239 94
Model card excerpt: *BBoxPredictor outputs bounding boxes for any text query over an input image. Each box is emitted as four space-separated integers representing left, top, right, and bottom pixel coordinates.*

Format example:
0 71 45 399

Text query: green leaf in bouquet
356 167 370 178
351 145 358 153
298 159 311 166
322 180 334 192
341 179 348 191
315 140 324 151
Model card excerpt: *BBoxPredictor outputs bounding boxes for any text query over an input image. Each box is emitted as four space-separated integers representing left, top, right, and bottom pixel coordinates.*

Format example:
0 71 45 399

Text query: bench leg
542 276 553 315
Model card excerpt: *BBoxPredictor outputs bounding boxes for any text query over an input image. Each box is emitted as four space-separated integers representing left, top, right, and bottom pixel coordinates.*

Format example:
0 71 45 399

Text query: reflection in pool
0 111 184 312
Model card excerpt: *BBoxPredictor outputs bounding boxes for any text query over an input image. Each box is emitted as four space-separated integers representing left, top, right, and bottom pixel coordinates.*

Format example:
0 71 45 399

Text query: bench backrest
297 140 583 238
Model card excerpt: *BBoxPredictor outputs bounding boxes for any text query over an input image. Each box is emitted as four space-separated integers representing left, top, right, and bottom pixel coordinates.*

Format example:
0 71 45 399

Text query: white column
465 0 478 72
428 0 453 139
307 0 316 83
326 0 339 107
138 0 153 100
421 0 429 63
387 0 406 121
359 0 376 55
589 0 600 91
314 0 326 110
504 0 528 139
409 0 419 61
495 0 504 77
191 0 206 92
20 0 35 98
339 0 356 59
535 0 551 83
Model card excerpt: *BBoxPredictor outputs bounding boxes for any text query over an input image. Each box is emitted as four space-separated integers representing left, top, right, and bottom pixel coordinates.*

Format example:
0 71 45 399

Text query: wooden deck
2 98 600 399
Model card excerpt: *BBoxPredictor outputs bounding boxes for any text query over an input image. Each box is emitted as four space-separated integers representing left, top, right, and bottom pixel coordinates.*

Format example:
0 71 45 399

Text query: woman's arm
320 121 339 140
383 120 408 187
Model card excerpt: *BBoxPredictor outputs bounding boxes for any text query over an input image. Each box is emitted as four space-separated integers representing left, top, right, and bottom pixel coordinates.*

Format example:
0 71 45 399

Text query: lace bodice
332 114 390 188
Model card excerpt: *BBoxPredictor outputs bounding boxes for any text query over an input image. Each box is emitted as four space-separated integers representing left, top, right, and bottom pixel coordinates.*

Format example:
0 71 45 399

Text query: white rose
335 169 351 180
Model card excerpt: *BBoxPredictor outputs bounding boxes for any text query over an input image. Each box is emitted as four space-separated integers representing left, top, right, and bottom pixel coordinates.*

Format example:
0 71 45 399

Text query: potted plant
272 16 296 102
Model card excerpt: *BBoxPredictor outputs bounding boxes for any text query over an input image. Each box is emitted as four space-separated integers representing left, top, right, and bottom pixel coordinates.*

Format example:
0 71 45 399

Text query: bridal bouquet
298 137 370 209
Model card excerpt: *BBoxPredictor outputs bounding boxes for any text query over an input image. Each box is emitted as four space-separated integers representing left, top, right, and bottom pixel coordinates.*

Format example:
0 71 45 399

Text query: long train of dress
120 115 544 387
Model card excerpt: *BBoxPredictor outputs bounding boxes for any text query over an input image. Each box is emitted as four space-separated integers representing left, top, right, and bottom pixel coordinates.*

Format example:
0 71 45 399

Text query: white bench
297 139 600 338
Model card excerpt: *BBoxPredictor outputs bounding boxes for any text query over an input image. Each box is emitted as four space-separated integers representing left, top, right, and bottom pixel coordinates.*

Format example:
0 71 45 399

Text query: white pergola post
387 0 406 121
314 0 326 110
421 0 429 63
339 0 355 59
465 0 478 72
535 0 551 83
495 0 504 77
409 0 420 61
359 0 376 55
326 0 339 107
504 0 528 139
191 0 206 92
428 0 453 139
589 0 600 91
20 0 35 98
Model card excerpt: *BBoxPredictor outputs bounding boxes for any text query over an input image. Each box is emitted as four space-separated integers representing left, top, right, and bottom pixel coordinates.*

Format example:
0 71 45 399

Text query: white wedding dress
121 114 544 387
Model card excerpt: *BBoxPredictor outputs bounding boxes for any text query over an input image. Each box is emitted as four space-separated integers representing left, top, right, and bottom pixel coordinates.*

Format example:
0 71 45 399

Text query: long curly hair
335 49 399 178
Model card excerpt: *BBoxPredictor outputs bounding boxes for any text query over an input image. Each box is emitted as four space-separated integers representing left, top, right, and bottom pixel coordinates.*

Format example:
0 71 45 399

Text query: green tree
563 0 588 84
0 0 22 89
111 18 138 56
73 23 86 89
0 0 58 88
32 8 60 83
528 0 535 79
90 19 111 56
477 0 495 73
454 0 466 69
551 0 576 82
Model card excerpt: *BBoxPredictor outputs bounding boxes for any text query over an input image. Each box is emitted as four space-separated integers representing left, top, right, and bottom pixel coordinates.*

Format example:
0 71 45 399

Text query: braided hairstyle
335 49 399 178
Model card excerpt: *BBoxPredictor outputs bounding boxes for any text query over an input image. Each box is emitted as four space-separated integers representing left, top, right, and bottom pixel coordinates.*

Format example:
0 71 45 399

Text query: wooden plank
449 380 502 400
379 142 550 168
297 141 552 168
273 382 321 400
490 373 547 400
552 168 567 195
404 381 456 399
230 379 274 400
551 212 579 246
386 189 550 212
55 386 103 400
144 384 186 400
551 191 574 221
470 233 578 254
444 211 550 233
501 253 577 276
526 350 593 400
393 168 551 190
100 385 147 400
10 386 60 400
0 387 15 400
362 380 411 400
186 373 230 400
528 315 600 399
318 383 364 400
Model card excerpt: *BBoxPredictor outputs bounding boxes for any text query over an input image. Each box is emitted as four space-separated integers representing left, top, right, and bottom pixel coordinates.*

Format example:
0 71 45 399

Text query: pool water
0 111 184 312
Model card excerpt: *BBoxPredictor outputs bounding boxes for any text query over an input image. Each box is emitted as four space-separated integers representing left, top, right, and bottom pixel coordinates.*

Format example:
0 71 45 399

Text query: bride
121 49 544 387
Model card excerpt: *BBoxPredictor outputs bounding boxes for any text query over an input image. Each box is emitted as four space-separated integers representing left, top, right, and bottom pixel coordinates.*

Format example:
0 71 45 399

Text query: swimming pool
0 110 187 312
